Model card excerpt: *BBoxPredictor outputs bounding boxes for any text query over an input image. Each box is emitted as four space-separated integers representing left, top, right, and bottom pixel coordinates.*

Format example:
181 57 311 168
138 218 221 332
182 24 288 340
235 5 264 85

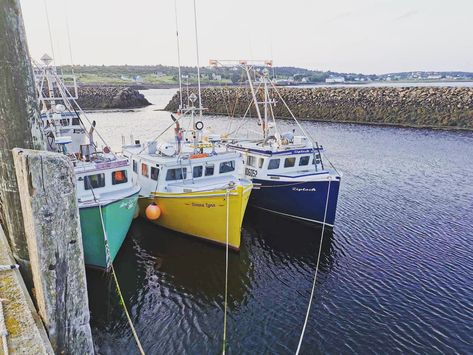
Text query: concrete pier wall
0 225 53 354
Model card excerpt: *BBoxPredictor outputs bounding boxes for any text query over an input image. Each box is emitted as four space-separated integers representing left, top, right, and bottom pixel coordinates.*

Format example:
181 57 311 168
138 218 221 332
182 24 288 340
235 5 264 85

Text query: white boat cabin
229 141 328 182
123 142 247 195
74 158 138 208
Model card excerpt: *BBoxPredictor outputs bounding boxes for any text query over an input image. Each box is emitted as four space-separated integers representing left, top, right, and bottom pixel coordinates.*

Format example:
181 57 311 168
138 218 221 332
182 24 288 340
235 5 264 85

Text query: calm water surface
86 89 473 354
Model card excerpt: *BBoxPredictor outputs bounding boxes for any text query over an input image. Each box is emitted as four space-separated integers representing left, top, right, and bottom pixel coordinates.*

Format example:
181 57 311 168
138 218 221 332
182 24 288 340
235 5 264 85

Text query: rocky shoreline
76 86 151 110
165 86 473 130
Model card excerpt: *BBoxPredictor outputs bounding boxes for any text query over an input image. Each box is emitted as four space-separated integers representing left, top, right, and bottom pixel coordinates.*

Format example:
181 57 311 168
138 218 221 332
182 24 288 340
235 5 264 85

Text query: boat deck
164 175 250 193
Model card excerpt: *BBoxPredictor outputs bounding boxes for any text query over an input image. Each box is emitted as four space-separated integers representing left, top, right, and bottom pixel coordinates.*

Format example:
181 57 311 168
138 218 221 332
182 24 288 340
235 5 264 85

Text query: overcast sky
20 0 473 74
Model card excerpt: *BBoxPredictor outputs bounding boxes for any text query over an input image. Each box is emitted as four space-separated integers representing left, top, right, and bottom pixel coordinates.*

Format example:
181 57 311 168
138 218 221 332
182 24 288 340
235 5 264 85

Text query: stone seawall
165 87 473 130
77 86 151 110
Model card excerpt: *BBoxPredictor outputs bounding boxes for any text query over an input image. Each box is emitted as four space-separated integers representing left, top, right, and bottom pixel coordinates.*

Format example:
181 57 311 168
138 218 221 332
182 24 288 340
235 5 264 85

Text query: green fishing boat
35 54 140 270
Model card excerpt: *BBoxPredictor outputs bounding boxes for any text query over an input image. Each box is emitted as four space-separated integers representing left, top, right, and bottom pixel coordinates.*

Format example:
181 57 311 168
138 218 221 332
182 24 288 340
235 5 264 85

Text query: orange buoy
145 203 161 220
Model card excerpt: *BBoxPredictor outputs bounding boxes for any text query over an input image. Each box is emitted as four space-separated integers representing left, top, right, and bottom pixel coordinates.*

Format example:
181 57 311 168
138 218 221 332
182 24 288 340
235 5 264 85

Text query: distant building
154 71 166 77
427 75 442 80
325 76 345 83
211 73 222 81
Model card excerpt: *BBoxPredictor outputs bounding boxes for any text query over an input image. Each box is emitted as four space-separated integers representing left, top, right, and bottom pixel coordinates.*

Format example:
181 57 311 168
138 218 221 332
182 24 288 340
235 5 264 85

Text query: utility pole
0 0 45 269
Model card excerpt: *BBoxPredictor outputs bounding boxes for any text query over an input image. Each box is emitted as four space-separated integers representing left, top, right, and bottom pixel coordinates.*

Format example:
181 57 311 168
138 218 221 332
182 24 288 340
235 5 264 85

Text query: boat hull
79 193 139 269
139 185 252 250
250 177 340 226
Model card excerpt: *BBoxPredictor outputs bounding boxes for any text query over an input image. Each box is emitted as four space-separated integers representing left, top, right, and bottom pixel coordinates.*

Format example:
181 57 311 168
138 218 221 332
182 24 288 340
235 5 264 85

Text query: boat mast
244 65 264 138
192 0 203 118
174 0 183 111
263 69 270 139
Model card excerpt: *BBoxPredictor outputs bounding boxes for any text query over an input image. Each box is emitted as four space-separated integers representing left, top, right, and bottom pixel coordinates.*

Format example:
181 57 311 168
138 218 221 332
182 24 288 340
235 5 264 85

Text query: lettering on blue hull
292 187 317 192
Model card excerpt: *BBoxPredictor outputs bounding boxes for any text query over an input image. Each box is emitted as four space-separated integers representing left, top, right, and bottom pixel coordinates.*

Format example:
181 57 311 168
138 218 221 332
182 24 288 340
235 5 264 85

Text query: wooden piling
12 148 93 354
0 0 45 271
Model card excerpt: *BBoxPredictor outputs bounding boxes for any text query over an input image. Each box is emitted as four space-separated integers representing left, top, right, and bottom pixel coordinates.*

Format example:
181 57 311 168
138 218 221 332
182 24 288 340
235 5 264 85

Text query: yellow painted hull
139 185 252 250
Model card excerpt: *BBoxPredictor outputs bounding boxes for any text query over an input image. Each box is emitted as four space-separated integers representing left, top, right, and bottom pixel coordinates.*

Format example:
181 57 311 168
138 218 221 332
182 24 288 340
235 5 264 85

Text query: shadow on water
87 209 338 354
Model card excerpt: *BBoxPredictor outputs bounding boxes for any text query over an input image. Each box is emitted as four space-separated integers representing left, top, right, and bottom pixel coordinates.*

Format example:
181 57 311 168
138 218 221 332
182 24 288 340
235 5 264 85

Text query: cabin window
299 156 310 166
112 170 128 185
268 159 280 170
205 164 214 176
133 160 138 173
166 167 187 181
220 161 235 173
151 167 159 181
258 158 264 169
84 173 105 190
247 155 256 167
72 117 80 126
284 157 296 168
193 166 203 178
141 163 149 177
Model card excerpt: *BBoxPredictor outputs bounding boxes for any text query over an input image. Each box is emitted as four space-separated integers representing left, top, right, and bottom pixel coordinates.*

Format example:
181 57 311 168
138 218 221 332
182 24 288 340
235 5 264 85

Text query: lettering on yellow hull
139 185 252 250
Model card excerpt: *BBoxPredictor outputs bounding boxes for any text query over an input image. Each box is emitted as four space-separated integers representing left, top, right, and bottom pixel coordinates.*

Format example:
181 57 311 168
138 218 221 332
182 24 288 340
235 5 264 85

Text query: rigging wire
42 0 56 63
63 0 75 75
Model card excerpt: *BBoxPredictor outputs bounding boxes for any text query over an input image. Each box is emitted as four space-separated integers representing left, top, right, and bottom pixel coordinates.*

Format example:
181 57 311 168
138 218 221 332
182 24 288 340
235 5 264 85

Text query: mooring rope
294 178 332 354
98 205 145 355
222 189 230 354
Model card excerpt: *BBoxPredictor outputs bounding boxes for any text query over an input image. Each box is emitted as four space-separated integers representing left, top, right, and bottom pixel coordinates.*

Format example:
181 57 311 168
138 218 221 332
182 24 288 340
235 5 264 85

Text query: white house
325 76 345 83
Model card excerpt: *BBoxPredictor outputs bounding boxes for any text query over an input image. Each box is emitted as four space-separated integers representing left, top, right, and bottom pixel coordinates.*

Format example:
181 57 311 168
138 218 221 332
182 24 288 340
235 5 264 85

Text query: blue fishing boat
213 60 341 227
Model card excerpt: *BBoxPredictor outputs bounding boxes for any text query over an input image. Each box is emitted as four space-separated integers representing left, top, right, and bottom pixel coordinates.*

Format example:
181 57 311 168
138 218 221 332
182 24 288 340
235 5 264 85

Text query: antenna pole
174 0 183 110
244 66 264 137
192 0 202 117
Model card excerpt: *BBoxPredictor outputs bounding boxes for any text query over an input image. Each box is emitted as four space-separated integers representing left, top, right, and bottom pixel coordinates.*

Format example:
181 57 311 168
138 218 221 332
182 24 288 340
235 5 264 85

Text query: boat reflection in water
244 207 336 272
86 218 253 333
86 207 336 353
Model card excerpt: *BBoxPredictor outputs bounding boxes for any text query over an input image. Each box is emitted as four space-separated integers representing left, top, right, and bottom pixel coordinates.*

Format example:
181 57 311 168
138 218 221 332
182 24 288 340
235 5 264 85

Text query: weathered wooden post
0 0 45 269
13 148 94 354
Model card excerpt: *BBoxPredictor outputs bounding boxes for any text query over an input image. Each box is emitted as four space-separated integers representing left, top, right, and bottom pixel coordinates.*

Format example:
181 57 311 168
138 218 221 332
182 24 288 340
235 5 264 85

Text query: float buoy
145 203 161 220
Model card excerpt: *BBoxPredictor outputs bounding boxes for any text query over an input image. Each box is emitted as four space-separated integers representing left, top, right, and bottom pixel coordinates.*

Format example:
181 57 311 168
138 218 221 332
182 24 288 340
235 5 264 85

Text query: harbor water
86 89 473 354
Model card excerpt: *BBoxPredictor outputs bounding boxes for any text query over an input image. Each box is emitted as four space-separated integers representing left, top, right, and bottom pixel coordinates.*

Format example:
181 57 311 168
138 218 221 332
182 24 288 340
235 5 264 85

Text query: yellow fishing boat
123 101 253 250
138 183 252 249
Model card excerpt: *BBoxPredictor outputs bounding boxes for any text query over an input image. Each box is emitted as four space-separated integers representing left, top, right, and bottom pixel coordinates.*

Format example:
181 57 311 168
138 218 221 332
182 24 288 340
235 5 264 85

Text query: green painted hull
79 193 139 269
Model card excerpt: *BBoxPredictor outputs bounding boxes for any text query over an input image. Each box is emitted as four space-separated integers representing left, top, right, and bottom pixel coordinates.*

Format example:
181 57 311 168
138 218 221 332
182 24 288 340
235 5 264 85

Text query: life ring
195 121 204 131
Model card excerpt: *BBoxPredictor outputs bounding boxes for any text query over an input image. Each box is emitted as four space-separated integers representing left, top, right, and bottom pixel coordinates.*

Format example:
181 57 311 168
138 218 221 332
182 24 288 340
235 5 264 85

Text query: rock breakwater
165 86 473 129
77 86 151 109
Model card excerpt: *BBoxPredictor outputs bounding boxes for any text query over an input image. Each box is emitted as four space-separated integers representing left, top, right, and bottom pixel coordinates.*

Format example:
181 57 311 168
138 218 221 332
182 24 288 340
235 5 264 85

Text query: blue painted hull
250 177 341 226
